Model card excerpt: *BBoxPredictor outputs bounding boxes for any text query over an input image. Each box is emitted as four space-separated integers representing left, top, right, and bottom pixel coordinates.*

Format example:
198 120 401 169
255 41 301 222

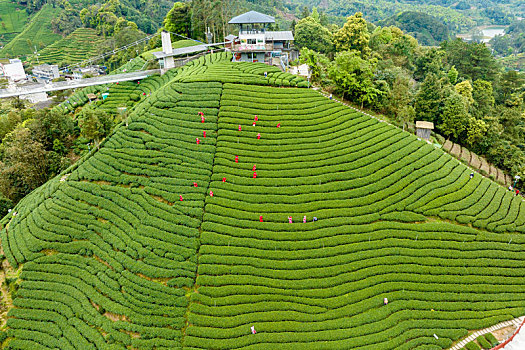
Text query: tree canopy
333 12 370 55
294 16 333 54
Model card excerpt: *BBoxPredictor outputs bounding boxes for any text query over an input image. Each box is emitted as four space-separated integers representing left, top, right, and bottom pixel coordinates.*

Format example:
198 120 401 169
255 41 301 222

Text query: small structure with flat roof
33 64 59 82
228 11 297 66
416 121 434 140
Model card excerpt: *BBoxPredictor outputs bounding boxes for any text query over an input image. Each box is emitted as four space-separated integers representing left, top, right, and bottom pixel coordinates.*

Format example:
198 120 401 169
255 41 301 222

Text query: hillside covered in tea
0 53 524 350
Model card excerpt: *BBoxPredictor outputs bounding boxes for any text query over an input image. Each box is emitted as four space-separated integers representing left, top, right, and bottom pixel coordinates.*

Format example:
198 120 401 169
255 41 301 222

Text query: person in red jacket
257 133 261 139
259 216 263 222
235 155 239 163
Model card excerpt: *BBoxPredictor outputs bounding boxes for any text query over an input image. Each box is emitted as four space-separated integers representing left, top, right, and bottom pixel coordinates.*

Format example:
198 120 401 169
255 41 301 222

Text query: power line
59 32 160 72
57 31 222 73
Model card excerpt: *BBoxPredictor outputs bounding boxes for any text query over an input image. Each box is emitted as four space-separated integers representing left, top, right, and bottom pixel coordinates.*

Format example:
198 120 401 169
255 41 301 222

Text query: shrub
476 334 492 349
484 332 499 346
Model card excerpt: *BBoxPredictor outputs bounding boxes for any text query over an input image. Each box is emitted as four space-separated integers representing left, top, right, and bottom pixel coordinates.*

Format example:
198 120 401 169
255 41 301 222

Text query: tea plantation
0 4 62 58
33 28 103 65
0 0 28 45
1 52 524 349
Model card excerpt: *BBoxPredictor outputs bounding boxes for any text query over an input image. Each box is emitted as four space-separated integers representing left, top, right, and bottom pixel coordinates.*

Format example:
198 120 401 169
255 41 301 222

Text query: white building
33 64 60 82
0 59 26 82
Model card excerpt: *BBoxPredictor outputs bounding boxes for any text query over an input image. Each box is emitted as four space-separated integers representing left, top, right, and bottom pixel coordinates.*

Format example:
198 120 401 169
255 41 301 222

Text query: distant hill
0 0 175 58
0 3 62 58
1 52 524 349
0 0 28 48
64 0 176 34
289 0 524 33
379 11 450 45
32 28 103 66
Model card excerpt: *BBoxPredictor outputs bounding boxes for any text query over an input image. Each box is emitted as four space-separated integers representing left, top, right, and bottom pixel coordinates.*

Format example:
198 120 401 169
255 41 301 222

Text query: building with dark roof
227 11 297 67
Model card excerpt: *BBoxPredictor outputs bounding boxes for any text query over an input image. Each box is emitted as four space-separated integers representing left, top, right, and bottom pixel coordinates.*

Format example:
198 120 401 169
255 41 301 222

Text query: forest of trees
379 12 450 46
0 98 116 217
288 0 523 34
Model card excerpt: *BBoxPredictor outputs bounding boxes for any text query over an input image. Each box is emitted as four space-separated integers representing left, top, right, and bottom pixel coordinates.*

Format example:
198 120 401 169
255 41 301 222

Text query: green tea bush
484 332 499 346
464 341 482 350
1 54 523 350
476 334 492 349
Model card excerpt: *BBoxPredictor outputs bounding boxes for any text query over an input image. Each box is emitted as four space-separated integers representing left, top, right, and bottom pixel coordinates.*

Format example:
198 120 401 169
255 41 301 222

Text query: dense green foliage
379 11 450 46
465 341 482 350
476 334 492 349
289 0 524 34
0 52 524 349
294 16 333 54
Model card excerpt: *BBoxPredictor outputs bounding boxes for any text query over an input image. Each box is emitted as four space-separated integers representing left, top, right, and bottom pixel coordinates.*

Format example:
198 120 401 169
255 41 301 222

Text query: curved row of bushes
183 83 525 349
1 79 223 349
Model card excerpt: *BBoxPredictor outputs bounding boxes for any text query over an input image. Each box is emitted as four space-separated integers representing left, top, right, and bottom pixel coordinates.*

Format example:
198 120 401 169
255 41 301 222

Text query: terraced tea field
0 4 62 58
34 28 103 65
0 0 27 43
1 53 524 349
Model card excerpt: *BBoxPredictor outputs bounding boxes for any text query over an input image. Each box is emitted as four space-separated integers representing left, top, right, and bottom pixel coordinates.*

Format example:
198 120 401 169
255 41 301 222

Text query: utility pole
513 175 520 189
34 45 40 64
206 27 213 44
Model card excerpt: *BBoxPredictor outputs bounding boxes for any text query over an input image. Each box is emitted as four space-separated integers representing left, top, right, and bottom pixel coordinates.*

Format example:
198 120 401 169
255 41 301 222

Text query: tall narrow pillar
162 31 175 71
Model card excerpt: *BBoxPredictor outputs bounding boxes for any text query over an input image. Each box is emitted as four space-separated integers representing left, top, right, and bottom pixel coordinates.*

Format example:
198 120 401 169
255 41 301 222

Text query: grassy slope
0 0 27 35
0 4 62 58
34 28 103 65
0 53 524 349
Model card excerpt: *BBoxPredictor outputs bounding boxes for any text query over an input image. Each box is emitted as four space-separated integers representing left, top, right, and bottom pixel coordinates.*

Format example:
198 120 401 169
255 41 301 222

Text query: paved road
0 69 161 98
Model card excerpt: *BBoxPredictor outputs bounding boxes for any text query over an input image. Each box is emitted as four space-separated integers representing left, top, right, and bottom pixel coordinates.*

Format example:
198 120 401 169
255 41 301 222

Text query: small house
416 121 434 140
33 64 60 82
